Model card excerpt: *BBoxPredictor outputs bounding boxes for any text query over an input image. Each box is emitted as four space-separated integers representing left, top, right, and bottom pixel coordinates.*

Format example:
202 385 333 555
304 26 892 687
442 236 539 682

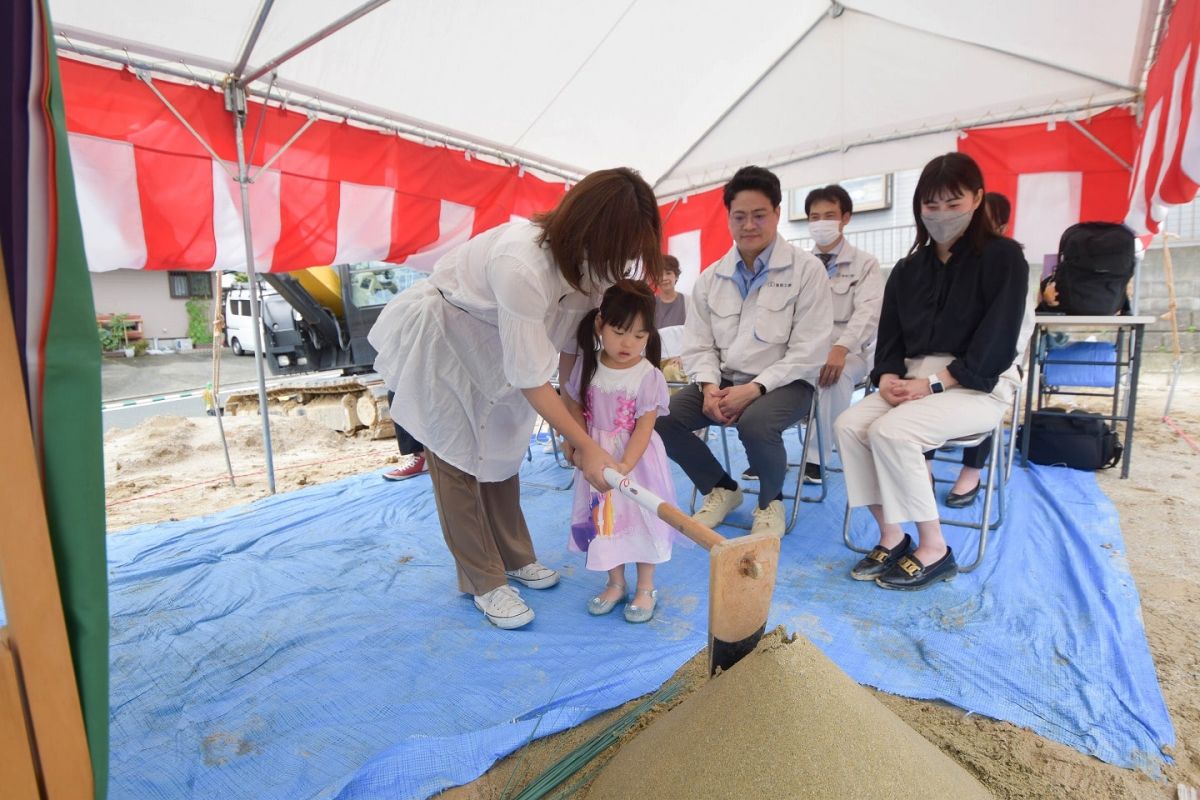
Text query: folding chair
688 393 826 535
841 418 1007 574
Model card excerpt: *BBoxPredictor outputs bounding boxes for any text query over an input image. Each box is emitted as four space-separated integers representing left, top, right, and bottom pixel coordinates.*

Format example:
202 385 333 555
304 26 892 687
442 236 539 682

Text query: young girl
562 280 678 623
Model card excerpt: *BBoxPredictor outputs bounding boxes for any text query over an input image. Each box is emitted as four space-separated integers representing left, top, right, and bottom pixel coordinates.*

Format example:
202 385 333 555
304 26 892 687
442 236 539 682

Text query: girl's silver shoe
587 583 627 616
623 588 658 623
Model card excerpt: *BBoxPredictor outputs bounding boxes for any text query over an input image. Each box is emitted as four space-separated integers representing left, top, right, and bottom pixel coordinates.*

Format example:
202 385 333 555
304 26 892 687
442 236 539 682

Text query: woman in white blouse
369 168 664 630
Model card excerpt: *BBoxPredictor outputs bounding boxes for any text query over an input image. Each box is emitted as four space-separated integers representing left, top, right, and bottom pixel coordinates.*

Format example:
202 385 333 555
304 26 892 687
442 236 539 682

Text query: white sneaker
541 436 558 454
473 585 534 629
505 561 560 589
692 486 744 528
750 499 786 538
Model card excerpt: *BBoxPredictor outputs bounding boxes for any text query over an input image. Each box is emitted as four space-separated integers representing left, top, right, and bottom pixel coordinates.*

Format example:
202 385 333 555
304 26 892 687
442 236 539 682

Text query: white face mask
808 219 842 248
921 209 974 244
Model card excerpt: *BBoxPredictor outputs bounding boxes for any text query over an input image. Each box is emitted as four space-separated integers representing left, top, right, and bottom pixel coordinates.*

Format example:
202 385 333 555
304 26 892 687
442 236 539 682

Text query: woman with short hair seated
834 153 1028 590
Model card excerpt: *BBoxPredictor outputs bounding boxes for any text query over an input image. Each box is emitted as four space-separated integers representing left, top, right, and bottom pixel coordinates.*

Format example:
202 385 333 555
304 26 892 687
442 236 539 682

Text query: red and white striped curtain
658 186 731 293
1127 0 1200 235
959 107 1138 260
58 58 567 273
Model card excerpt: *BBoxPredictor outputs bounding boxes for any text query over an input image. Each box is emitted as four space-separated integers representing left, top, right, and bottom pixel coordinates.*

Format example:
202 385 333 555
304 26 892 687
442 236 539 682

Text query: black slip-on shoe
803 463 823 485
850 534 914 581
945 481 982 508
875 548 959 591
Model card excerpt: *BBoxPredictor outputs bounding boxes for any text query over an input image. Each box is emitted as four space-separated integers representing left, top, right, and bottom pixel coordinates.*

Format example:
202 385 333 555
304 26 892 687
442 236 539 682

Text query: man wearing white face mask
802 185 883 482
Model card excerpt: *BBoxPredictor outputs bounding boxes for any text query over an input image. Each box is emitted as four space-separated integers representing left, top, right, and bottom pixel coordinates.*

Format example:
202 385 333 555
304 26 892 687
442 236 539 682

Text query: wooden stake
0 258 93 798
0 630 40 799
605 469 780 675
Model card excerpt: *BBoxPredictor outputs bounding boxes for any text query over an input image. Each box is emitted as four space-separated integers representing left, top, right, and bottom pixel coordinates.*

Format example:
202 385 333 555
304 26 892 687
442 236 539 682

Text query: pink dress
564 357 679 571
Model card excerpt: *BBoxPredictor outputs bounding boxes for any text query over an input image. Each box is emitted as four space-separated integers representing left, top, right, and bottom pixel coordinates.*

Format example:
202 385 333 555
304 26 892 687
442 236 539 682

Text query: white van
224 285 296 356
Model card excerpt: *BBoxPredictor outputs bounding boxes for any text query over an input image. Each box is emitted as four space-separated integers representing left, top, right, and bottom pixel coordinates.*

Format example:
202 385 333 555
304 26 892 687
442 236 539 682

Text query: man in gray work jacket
655 166 832 538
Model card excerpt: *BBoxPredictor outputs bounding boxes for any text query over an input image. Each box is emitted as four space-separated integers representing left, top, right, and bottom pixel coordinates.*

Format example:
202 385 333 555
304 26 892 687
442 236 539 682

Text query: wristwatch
927 374 945 394
754 382 767 396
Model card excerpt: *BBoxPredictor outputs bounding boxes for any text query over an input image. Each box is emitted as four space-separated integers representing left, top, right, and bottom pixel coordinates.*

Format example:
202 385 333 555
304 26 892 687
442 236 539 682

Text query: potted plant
98 313 134 357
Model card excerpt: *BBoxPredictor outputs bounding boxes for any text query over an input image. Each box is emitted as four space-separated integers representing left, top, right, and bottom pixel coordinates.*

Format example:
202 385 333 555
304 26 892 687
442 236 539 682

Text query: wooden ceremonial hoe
603 469 780 675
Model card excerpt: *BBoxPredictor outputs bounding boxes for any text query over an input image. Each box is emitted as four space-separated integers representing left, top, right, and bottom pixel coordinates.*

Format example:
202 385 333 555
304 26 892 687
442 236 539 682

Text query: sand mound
589 631 991 800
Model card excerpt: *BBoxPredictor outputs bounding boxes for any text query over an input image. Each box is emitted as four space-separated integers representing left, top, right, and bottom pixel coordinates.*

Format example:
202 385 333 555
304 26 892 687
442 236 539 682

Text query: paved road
101 347 261 401
100 348 360 432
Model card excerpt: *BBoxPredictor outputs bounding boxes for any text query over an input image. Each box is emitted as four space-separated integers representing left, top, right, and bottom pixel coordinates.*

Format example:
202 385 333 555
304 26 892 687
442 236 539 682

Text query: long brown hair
907 152 996 258
535 168 664 292
574 280 662 416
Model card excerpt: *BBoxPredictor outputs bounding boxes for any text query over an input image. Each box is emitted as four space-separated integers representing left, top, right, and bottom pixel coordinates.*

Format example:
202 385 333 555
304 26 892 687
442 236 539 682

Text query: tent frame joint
136 70 236 180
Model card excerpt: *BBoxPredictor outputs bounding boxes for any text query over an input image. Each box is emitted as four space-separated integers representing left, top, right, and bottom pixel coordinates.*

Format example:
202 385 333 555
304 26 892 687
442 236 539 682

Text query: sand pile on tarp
589 631 991 800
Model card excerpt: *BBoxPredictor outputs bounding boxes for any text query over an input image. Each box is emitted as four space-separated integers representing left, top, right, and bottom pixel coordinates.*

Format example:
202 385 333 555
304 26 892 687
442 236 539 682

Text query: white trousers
807 351 870 466
834 356 1017 524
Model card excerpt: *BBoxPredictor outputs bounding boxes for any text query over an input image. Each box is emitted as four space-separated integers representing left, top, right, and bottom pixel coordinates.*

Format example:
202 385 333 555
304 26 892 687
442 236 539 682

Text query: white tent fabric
50 0 1156 194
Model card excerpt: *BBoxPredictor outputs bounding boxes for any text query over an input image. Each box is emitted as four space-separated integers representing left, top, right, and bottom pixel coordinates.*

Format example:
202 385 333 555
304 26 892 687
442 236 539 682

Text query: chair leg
958 423 1004 573
841 499 870 553
1004 382 1022 483
799 395 828 505
688 426 712 515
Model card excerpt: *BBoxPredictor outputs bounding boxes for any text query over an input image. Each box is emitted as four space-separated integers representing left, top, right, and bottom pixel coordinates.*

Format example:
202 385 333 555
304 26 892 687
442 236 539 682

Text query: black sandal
850 534 913 581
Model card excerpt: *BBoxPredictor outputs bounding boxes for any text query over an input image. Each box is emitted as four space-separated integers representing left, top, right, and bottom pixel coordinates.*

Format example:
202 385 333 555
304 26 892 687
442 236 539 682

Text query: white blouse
370 221 607 480
428 221 597 388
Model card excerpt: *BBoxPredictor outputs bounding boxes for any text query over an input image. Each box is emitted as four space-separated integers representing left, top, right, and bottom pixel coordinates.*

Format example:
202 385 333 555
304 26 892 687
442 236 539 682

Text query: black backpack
1017 409 1123 471
1044 222 1135 315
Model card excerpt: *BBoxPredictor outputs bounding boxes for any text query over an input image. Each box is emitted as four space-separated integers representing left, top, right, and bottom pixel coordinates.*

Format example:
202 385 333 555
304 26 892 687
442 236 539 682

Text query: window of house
168 271 214 299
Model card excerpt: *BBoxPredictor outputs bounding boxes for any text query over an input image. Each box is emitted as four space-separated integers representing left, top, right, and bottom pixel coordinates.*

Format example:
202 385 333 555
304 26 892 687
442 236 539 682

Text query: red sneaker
382 454 428 481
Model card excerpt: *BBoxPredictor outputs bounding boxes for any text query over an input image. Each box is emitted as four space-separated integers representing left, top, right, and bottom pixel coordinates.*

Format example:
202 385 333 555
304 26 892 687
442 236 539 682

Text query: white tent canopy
51 0 1158 195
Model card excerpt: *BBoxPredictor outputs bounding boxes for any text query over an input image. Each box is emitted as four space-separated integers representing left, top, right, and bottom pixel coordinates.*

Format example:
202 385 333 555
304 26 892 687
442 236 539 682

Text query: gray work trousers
655 380 813 509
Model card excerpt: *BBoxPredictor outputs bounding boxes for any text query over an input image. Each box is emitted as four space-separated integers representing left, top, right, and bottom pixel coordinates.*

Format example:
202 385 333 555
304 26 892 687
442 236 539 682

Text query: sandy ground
103 387 1200 799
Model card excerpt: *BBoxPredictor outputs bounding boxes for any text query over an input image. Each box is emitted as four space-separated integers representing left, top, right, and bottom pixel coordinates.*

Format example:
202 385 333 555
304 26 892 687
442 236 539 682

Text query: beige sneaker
750 499 786 538
693 486 744 528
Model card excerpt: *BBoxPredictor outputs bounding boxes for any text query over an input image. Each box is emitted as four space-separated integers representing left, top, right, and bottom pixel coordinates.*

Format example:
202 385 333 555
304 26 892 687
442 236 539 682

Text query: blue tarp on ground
104 434 1174 799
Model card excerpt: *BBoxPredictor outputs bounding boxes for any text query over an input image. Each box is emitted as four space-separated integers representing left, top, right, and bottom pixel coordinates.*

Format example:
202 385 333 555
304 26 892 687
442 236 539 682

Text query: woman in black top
833 153 1027 590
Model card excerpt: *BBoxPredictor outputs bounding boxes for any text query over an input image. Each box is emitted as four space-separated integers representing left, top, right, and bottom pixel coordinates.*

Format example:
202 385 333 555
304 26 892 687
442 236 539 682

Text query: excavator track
224 374 396 440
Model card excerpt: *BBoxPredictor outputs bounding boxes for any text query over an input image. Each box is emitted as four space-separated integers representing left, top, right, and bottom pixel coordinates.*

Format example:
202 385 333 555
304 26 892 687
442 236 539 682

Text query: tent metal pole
249 115 316 182
1066 119 1132 171
239 0 392 87
135 71 237 179
228 83 277 493
55 37 585 182
651 9 827 190
655 95 1138 201
841 3 1139 94
232 0 275 79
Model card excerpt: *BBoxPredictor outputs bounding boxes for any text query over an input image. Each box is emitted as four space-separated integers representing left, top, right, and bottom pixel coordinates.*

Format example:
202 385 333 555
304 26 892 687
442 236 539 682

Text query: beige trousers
426 450 537 596
834 355 1017 524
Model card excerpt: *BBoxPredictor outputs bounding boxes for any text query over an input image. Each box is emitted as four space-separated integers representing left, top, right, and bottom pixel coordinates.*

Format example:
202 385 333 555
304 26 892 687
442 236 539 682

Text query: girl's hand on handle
561 441 576 466
577 442 619 492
